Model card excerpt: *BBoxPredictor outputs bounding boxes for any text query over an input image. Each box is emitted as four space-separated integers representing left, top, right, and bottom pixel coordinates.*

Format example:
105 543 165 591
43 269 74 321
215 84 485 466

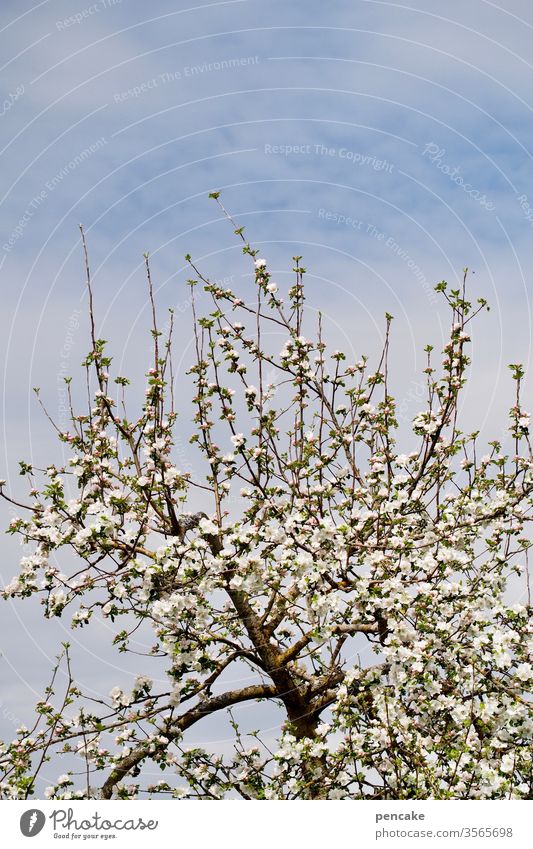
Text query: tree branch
100 683 278 798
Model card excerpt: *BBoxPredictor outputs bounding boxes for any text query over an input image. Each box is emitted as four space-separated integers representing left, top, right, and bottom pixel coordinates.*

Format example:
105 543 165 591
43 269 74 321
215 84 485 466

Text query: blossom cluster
0 222 531 799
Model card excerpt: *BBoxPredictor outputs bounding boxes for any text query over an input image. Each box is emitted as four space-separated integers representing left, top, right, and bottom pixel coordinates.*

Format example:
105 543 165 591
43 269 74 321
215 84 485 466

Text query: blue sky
2 0 533 786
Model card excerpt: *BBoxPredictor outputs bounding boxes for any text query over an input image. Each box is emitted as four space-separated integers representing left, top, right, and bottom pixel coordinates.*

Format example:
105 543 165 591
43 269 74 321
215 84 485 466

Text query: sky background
2 0 533 793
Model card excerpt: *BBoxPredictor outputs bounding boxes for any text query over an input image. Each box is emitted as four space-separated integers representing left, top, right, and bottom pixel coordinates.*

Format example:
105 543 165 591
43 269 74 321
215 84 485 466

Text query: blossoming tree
1 198 532 800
